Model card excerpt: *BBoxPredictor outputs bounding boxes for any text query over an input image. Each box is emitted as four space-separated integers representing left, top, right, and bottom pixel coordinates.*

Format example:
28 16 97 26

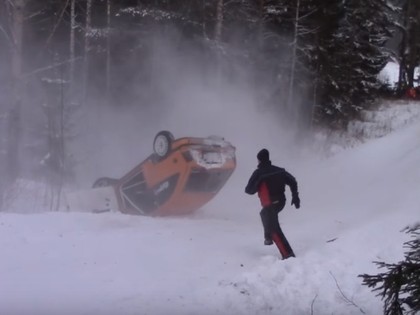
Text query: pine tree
359 224 420 315
313 0 395 127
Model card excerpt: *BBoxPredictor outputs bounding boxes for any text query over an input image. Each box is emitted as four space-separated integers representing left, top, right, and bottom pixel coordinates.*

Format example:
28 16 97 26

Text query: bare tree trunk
258 0 265 48
106 0 111 101
397 0 420 92
416 7 420 85
406 1 420 88
310 76 317 131
287 0 300 114
214 0 224 87
398 0 409 92
7 0 25 185
45 0 70 48
214 0 224 42
83 0 92 104
69 0 76 91
42 61 67 212
56 65 65 212
397 31 407 92
202 0 207 37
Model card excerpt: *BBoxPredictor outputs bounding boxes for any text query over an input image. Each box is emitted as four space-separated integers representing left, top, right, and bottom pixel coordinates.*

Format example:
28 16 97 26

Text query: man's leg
272 203 295 259
260 206 276 245
272 225 295 259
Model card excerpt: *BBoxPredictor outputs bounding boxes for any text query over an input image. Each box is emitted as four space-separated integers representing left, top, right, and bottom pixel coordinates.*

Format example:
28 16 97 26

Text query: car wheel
153 131 174 159
92 177 118 188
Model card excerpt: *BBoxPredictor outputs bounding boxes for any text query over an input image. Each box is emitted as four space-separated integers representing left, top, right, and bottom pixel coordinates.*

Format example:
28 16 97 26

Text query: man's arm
245 170 259 195
284 170 300 208
284 170 298 197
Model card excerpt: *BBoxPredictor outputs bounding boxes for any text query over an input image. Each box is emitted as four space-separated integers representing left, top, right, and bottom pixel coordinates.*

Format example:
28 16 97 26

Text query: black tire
153 130 174 159
92 177 118 188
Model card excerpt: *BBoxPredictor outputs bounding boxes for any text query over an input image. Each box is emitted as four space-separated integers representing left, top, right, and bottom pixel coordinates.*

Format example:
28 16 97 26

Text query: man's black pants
260 202 295 259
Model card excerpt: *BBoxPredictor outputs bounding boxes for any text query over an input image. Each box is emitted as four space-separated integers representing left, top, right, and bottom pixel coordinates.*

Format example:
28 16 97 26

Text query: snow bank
313 100 420 156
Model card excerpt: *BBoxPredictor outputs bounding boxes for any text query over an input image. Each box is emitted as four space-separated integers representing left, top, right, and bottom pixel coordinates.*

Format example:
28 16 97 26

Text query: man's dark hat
257 149 270 162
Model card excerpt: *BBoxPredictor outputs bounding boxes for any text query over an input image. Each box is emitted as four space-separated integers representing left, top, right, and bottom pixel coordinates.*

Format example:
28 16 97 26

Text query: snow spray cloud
81 26 308 219
79 27 299 179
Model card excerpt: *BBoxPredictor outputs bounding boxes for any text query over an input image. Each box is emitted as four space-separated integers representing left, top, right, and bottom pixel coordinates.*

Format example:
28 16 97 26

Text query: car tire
153 130 174 159
92 177 118 188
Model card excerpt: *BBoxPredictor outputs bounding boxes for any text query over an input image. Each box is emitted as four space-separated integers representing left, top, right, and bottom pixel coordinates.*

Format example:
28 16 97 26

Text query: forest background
0 0 419 210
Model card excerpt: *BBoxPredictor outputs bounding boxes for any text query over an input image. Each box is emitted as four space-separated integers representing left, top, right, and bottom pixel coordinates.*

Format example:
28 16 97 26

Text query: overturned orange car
92 131 236 216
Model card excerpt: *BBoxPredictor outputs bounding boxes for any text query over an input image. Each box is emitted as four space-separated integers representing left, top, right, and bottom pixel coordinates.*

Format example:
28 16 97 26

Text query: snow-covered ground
1 100 420 315
313 99 420 156
312 59 420 156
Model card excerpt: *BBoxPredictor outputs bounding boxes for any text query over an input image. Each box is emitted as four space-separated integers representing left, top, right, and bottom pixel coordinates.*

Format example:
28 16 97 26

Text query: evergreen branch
359 224 420 315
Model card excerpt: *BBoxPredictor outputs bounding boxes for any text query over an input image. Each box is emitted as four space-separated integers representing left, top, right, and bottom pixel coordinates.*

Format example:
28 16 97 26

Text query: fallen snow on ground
313 100 420 156
1 103 420 315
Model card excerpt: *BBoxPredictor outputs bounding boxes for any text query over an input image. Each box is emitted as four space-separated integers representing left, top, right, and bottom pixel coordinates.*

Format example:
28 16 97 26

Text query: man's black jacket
245 160 299 207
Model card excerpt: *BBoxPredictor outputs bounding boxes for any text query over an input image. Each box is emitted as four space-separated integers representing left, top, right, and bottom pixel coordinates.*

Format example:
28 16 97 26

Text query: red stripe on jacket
258 182 271 207
272 233 289 258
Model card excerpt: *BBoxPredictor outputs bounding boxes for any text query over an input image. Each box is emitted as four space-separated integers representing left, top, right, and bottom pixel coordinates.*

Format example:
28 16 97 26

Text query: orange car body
110 135 236 216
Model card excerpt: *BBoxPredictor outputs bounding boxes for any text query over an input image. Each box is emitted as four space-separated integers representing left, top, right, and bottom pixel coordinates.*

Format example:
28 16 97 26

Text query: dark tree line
0 0 419 203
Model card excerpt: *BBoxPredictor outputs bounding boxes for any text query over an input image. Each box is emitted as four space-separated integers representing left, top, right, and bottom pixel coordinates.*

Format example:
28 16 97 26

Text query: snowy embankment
1 102 420 315
314 99 420 156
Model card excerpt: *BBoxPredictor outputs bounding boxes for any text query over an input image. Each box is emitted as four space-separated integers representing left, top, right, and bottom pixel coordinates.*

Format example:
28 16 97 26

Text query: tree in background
28 1 80 205
359 224 420 315
313 0 395 127
0 1 12 210
0 0 412 205
0 0 82 209
235 0 394 128
240 0 316 128
78 0 398 129
6 0 25 188
397 0 420 92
